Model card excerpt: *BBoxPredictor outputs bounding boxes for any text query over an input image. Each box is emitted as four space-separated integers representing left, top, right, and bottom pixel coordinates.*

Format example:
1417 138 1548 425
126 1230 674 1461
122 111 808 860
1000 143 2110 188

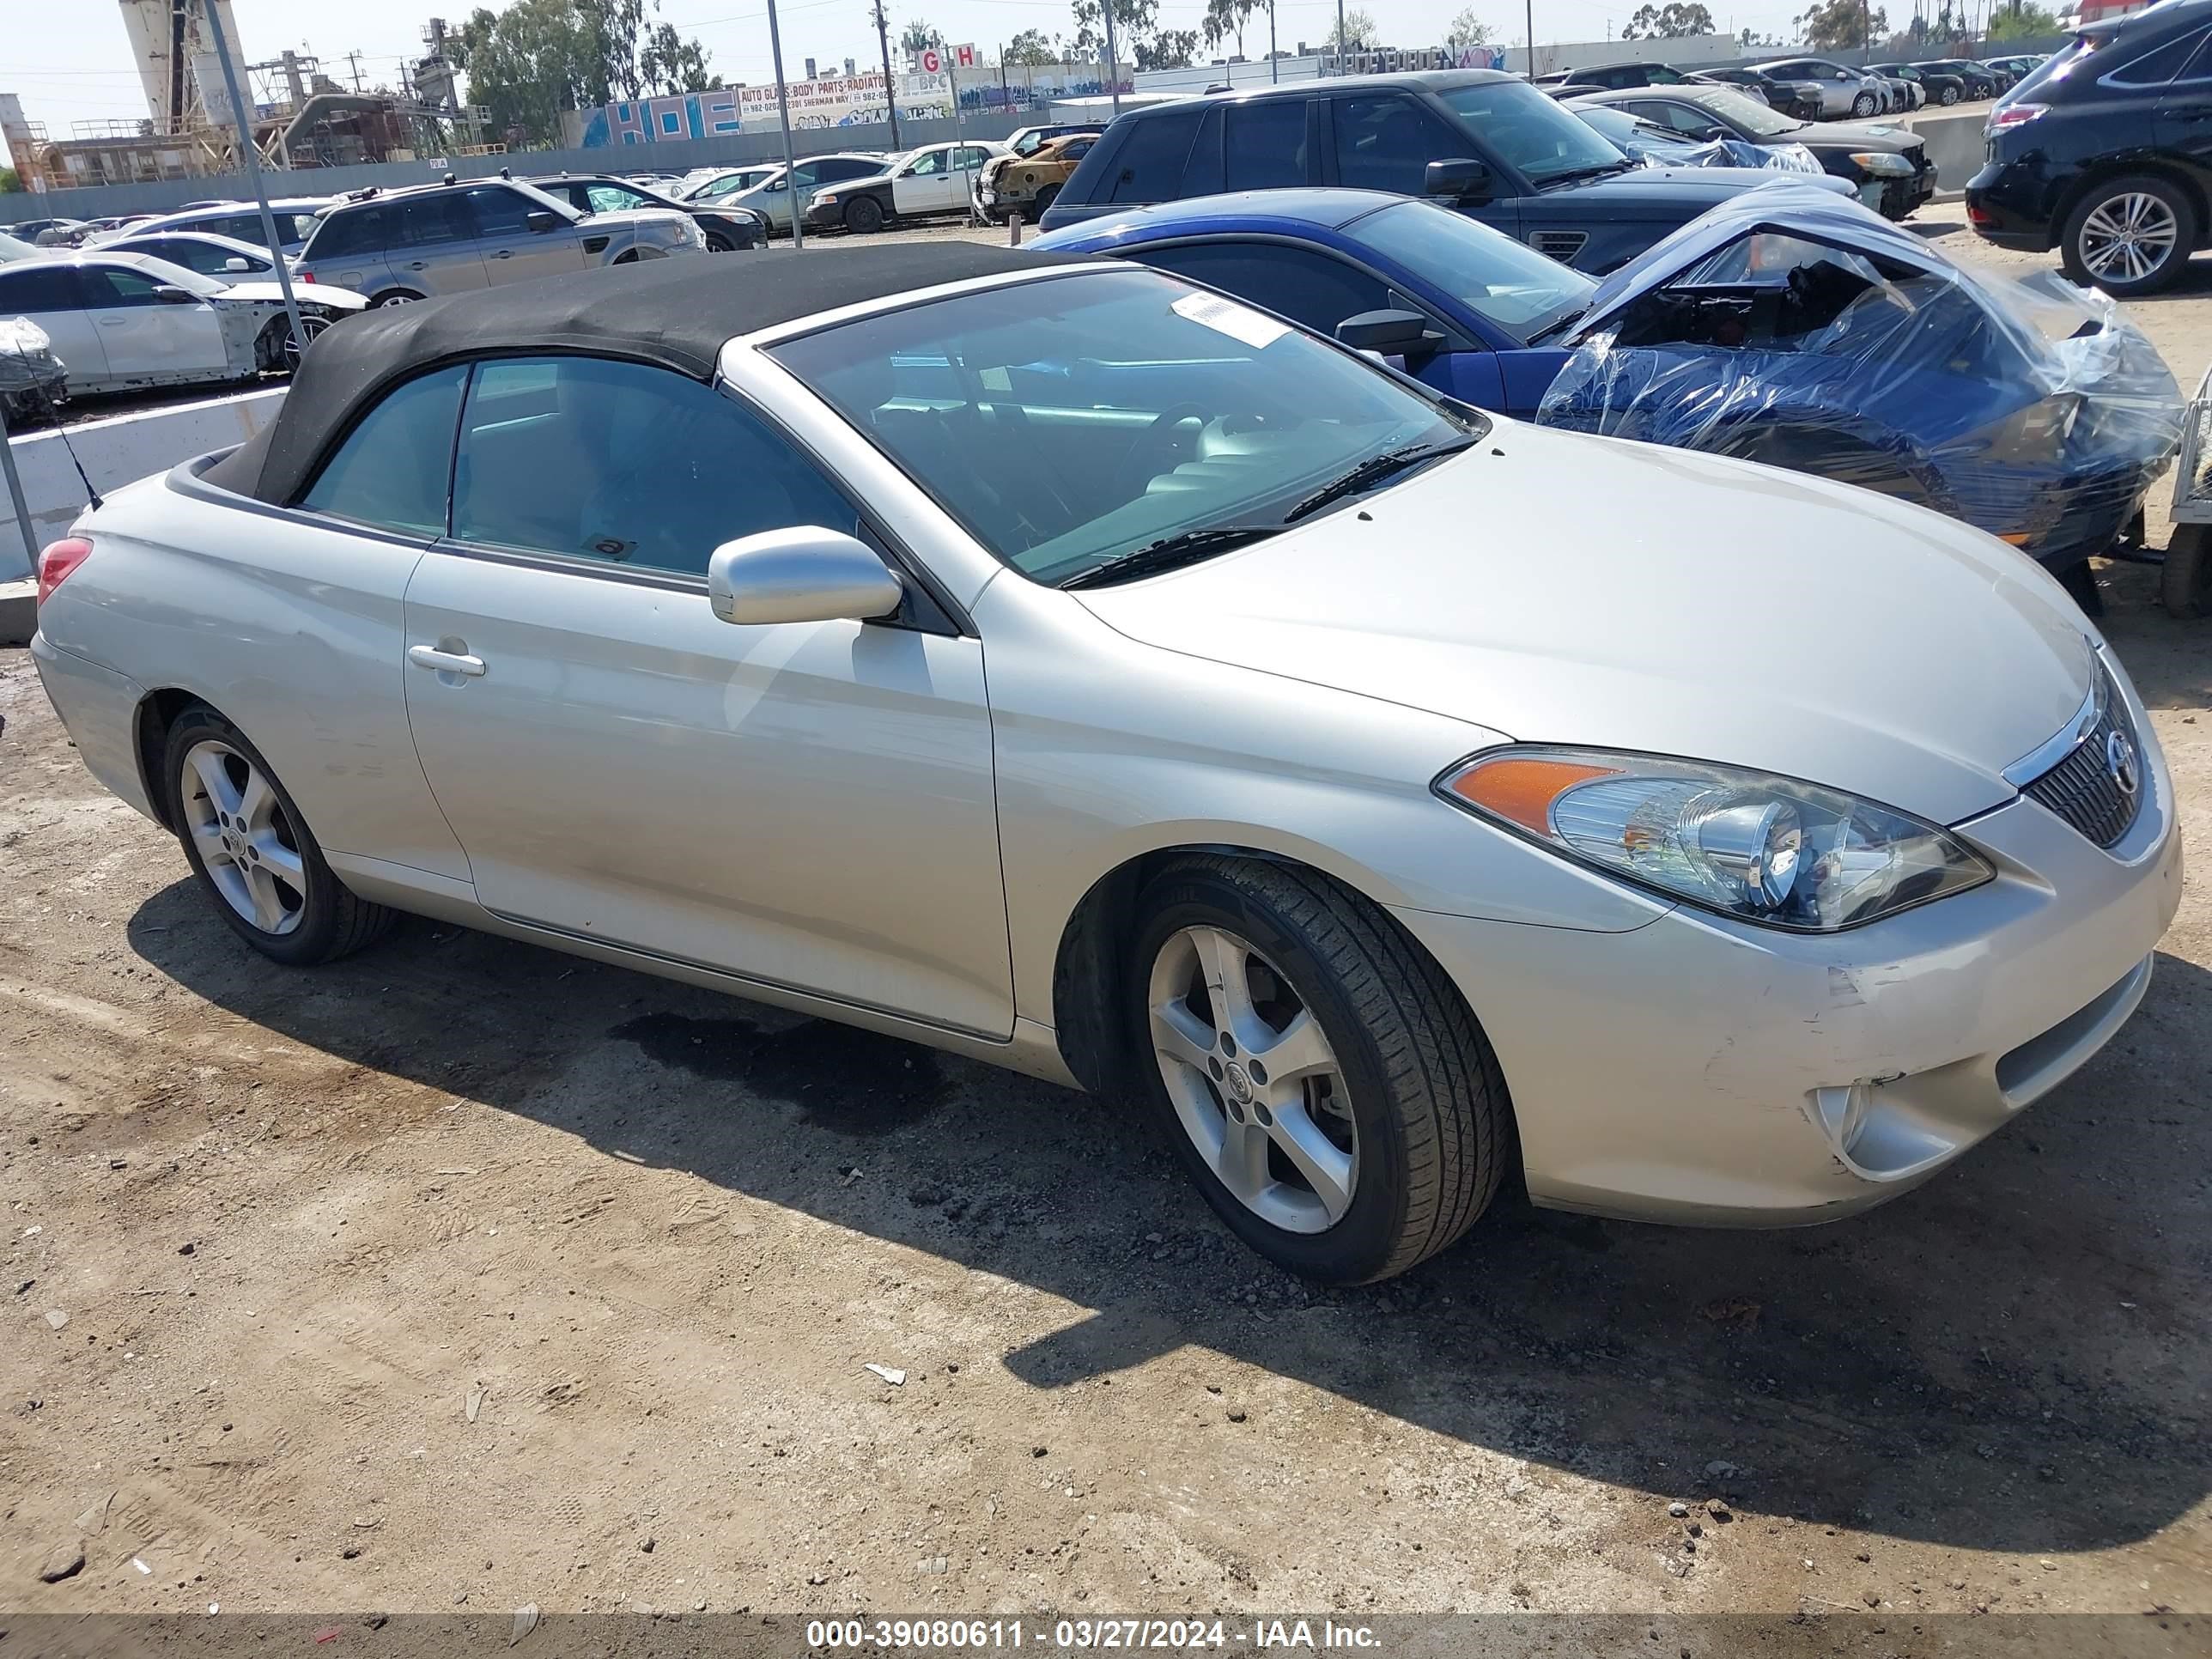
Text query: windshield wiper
1058 523 1285 589
1283 438 1475 524
1542 161 1635 185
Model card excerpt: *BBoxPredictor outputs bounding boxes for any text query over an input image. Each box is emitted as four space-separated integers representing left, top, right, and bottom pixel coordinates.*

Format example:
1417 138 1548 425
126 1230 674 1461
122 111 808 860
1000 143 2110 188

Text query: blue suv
1039 70 1800 272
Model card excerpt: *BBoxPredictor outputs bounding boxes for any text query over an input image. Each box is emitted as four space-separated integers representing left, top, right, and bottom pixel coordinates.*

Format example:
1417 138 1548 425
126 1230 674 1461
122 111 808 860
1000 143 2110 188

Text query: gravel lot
3 203 2209 1639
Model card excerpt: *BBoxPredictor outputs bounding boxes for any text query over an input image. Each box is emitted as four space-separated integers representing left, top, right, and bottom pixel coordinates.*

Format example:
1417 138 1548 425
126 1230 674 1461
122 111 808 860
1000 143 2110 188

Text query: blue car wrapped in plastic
1534 181 2184 574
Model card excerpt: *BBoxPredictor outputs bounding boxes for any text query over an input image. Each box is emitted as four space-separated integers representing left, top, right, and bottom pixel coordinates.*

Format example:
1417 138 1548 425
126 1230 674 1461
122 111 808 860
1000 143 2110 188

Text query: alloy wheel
179 740 308 936
282 313 330 369
2079 191 2181 286
1147 925 1357 1234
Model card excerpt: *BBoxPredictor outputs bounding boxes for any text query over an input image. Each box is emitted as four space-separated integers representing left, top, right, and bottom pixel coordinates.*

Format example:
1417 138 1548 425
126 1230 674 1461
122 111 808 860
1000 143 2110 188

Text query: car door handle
97 316 125 327
406 260 428 270
407 643 487 677
490 249 513 258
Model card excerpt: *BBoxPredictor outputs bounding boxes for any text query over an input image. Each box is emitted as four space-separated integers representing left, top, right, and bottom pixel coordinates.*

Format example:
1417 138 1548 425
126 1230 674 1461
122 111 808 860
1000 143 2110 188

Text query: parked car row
27 240 2182 1289
1039 70 1932 267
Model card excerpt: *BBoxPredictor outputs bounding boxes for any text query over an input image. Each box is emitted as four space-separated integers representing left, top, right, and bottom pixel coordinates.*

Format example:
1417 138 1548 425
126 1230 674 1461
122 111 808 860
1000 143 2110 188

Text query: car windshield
1574 103 1681 149
770 266 1477 585
1681 86 1802 136
1435 81 1630 185
1345 198 1598 343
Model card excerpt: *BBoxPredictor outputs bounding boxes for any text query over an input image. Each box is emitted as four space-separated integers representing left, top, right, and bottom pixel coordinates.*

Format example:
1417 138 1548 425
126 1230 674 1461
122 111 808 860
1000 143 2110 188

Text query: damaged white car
0 250 366 396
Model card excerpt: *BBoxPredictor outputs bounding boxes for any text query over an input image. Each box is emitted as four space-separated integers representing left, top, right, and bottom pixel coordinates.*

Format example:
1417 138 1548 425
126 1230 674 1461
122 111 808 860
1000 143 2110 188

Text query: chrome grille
2021 667 2143 848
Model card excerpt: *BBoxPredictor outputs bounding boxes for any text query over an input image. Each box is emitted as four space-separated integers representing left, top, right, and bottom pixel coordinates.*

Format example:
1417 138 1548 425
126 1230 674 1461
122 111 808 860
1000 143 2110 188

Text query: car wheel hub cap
2081 193 2179 283
179 740 307 937
1147 925 1356 1235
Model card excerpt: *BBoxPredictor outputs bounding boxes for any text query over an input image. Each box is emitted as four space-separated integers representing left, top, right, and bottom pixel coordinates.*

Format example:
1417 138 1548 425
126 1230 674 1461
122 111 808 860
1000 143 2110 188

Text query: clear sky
10 0 1818 135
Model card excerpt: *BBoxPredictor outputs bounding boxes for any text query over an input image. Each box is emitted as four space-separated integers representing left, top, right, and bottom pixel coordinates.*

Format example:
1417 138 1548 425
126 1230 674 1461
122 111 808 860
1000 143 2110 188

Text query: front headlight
814 191 841 206
1437 747 1993 933
1850 151 1915 177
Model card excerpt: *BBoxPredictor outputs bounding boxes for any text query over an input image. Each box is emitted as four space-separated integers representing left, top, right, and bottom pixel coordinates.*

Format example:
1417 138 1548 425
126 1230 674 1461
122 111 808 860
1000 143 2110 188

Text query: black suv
1968 0 2212 295
1039 70 1784 272
1543 62 1702 93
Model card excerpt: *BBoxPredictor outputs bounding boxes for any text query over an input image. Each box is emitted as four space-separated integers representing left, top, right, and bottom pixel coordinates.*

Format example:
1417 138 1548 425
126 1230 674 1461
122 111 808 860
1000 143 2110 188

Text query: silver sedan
27 250 2181 1284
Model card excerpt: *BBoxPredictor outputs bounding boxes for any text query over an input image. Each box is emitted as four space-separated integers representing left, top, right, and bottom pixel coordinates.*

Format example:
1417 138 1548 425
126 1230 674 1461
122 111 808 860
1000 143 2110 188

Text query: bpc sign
914 43 978 75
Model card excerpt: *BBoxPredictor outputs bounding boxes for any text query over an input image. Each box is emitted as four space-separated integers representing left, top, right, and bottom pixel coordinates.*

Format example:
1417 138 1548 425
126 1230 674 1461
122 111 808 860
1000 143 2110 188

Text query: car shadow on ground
129 862 2212 1559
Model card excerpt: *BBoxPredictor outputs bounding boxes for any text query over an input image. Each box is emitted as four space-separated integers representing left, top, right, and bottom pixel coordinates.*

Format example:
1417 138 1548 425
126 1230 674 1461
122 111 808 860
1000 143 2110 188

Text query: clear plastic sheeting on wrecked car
1532 181 2185 560
0 316 63 391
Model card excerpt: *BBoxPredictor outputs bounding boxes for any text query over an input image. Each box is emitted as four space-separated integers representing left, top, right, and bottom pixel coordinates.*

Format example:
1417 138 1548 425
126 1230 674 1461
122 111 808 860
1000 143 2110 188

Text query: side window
298 364 469 536
1065 136 1097 159
960 146 994 169
1138 241 1391 339
308 204 388 260
1333 94 1445 193
828 158 882 181
1182 105 1224 195
2106 25 2209 85
83 266 172 307
1108 108 1206 202
398 194 471 246
0 265 82 313
1223 100 1309 191
907 149 945 176
451 356 855 575
465 186 535 237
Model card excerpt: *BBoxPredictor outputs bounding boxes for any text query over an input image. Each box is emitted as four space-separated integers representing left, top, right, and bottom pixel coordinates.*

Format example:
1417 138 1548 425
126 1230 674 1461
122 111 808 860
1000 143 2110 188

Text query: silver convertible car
29 247 2181 1284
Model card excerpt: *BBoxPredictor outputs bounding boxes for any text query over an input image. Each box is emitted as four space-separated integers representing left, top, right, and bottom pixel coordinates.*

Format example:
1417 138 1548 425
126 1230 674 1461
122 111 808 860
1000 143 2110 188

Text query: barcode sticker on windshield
1171 291 1289 350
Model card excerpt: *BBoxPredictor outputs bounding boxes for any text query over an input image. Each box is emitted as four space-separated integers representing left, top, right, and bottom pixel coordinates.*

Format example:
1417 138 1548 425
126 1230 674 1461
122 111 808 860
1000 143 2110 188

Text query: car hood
220 280 368 310
1802 118 1917 150
1071 420 2094 825
583 206 693 231
1536 165 1796 216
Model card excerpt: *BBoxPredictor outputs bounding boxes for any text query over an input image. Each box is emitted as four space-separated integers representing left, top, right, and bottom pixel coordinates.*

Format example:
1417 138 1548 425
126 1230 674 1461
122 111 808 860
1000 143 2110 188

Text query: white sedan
0 250 364 392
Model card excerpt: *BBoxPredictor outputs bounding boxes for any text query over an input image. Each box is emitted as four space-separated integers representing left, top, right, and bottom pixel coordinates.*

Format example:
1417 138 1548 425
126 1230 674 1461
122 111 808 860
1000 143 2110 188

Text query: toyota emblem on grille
2106 730 2140 799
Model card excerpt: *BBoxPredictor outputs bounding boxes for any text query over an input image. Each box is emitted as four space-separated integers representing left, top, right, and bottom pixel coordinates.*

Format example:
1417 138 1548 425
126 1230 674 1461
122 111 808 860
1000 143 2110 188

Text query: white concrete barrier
2 387 286 580
1904 108 1989 200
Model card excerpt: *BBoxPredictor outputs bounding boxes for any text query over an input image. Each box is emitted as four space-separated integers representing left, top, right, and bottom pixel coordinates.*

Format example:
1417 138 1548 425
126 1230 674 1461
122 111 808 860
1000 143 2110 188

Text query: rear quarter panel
36 468 471 882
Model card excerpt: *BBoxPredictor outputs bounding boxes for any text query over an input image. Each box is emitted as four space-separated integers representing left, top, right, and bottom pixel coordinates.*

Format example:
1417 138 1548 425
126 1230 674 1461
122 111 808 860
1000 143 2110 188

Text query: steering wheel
1113 403 1214 501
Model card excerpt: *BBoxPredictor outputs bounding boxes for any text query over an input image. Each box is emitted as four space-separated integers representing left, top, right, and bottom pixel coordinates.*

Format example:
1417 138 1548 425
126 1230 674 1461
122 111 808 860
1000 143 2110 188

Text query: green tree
1201 0 1260 57
449 0 717 145
1072 0 1195 70
0 167 19 194
1003 27 1060 64
1328 6 1377 49
1446 8 1491 47
1624 2 1716 38
1988 2 2058 40
902 17 945 53
1794 0 1885 49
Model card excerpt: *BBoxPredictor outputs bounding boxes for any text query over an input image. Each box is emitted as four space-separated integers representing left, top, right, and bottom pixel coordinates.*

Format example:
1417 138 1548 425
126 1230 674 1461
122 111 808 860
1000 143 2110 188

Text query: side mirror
152 283 198 303
525 209 560 234
223 256 250 272
708 526 903 626
1424 157 1494 204
1336 308 1446 361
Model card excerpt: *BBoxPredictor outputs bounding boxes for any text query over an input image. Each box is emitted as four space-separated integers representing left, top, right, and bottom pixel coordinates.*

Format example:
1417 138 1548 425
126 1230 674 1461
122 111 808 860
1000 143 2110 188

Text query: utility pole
767 0 805 249
204 4 308 377
1269 0 1278 82
344 49 365 91
1336 0 1346 73
871 0 900 149
1102 0 1121 114
1524 0 1535 76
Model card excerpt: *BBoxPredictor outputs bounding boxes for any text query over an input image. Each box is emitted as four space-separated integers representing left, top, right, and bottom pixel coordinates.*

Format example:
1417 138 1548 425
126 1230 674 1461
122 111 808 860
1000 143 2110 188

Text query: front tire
1850 91 1878 118
1128 857 1510 1285
2061 173 2196 296
846 195 886 234
163 708 397 966
2165 522 2212 619
370 289 422 307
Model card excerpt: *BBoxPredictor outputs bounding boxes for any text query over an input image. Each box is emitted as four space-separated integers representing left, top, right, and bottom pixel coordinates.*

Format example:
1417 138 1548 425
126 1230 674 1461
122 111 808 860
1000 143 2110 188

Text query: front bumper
1393 681 2180 1225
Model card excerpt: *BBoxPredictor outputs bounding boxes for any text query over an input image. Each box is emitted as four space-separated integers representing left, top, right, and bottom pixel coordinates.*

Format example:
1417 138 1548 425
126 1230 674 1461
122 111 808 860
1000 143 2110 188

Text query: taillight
299 269 316 283
1988 103 2047 131
36 537 92 605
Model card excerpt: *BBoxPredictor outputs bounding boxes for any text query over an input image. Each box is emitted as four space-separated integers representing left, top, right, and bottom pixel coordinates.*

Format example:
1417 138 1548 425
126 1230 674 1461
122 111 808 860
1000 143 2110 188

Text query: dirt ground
3 203 2210 1645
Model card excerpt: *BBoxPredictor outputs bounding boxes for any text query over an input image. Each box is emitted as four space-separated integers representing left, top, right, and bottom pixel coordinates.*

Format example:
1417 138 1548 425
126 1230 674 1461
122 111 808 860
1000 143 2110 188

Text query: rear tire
1939 84 1961 106
370 289 422 307
2164 523 2212 620
2060 173 2196 297
1032 185 1060 219
1127 856 1510 1285
162 707 397 967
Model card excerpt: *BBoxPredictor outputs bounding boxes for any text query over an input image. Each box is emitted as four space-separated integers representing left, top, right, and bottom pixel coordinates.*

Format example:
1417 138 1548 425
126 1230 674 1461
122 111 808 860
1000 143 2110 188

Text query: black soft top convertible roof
205 242 1090 506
